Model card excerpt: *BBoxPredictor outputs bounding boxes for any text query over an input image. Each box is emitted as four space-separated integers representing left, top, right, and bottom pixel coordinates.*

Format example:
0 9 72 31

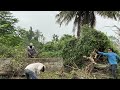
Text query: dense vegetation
62 25 120 69
0 11 120 79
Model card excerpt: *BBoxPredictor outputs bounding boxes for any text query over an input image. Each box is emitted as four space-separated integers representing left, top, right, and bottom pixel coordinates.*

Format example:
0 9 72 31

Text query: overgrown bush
39 51 62 58
62 26 120 69
62 37 77 65
41 35 74 58
1 44 28 77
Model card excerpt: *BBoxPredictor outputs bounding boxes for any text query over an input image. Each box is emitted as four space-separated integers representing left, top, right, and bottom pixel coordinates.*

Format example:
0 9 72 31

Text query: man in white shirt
24 63 46 79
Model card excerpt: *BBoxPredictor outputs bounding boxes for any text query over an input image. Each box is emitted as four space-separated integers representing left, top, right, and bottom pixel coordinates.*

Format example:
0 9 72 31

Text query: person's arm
27 46 31 55
33 46 37 54
97 51 109 56
37 68 40 75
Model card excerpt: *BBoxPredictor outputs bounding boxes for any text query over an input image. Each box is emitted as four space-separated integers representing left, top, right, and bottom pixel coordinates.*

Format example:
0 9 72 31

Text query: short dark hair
108 48 113 52
41 66 45 72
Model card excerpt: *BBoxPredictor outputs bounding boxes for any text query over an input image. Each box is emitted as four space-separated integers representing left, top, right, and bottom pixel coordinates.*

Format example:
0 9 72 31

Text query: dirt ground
0 59 120 79
6 70 114 79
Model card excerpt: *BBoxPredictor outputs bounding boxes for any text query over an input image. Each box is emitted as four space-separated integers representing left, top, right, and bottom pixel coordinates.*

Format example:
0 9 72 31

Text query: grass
39 71 73 79
4 70 117 79
38 69 108 79
1 59 120 79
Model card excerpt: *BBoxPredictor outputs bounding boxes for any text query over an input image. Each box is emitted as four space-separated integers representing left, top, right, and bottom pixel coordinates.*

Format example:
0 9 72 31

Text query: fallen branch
73 62 79 69
82 49 98 74
65 65 79 70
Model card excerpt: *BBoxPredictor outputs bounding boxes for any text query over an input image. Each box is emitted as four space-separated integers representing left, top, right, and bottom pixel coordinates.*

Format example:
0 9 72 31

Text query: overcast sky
10 11 120 42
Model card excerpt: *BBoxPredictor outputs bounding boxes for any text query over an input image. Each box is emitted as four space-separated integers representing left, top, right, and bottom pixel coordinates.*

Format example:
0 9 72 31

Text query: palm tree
34 29 41 42
27 26 34 41
40 34 45 44
56 11 120 38
52 34 59 42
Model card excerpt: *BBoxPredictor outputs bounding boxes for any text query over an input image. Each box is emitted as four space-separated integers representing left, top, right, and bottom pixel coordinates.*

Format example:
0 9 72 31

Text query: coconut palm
52 34 59 42
56 11 120 38
34 29 41 42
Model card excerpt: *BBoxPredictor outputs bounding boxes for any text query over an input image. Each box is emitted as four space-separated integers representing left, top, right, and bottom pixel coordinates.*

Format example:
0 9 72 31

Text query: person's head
29 43 33 46
108 48 113 52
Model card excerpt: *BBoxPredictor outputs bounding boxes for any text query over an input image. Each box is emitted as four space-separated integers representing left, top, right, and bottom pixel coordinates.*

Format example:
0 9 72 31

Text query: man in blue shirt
96 48 120 79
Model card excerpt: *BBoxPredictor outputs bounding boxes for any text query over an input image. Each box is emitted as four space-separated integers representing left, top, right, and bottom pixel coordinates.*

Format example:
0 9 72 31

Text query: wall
0 58 63 71
27 58 63 71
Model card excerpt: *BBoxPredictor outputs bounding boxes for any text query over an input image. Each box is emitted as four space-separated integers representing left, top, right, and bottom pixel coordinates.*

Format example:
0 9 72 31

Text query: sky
10 11 120 42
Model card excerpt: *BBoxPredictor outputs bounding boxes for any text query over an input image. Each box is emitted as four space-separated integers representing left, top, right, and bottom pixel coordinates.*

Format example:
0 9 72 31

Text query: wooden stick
65 65 79 70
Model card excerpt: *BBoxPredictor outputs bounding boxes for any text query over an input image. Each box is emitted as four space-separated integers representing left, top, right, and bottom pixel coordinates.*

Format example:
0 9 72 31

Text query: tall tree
26 26 34 41
34 29 41 42
16 27 28 38
0 11 18 35
52 34 59 42
56 11 120 38
40 34 45 44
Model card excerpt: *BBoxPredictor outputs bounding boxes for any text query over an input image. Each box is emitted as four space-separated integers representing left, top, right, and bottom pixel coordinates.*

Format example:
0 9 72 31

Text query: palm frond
56 11 76 26
96 11 120 20
73 15 78 33
55 11 120 38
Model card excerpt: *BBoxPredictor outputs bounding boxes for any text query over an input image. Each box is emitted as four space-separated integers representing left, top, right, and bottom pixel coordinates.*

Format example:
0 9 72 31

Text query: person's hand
28 52 31 55
95 50 99 54
93 62 97 64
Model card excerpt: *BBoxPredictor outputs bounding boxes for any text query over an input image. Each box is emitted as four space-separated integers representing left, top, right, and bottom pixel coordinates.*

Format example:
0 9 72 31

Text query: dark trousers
24 69 38 79
109 64 117 79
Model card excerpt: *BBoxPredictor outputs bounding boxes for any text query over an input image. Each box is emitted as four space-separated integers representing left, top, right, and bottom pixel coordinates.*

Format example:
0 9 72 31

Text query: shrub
62 26 119 69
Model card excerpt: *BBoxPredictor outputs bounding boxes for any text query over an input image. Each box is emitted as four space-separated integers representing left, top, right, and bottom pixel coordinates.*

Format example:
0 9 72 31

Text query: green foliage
41 34 74 58
0 34 22 47
43 41 54 51
41 40 63 58
0 11 18 35
1 11 120 78
39 51 62 58
79 25 111 53
0 43 10 58
58 34 75 50
62 37 77 65
52 34 59 42
62 26 119 68
0 42 26 58
27 27 34 41
2 45 28 76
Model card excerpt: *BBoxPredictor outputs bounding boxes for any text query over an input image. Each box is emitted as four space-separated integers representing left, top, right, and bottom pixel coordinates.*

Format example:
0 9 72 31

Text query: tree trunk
77 19 81 38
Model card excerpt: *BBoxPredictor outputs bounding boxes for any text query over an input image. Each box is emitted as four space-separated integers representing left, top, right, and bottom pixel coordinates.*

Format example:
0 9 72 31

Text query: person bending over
24 63 46 79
